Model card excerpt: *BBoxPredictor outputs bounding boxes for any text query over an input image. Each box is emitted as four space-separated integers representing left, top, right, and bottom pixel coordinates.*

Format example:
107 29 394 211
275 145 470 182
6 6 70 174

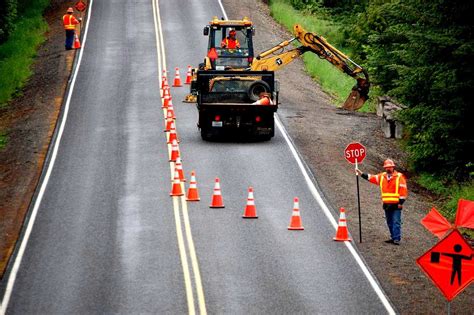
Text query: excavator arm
251 25 370 110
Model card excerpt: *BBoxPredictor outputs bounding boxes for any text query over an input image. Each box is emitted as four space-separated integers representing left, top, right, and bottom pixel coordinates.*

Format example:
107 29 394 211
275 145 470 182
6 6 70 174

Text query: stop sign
344 142 366 164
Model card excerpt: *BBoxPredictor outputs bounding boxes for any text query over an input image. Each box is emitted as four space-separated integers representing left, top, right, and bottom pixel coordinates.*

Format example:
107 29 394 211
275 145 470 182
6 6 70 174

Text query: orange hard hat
383 159 396 168
229 29 236 35
67 7 74 13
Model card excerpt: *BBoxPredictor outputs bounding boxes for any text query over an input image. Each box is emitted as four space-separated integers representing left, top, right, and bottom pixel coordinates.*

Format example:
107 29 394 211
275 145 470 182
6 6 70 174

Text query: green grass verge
0 0 50 108
269 0 374 111
0 132 7 150
417 173 474 221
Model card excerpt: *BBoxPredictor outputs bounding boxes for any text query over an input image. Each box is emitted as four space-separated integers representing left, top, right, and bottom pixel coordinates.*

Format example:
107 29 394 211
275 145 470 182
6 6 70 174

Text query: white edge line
0 1 95 313
218 1 395 313
275 116 396 315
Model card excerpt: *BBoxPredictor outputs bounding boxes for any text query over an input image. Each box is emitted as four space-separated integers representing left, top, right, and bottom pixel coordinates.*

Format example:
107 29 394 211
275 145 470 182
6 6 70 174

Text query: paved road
2 0 392 313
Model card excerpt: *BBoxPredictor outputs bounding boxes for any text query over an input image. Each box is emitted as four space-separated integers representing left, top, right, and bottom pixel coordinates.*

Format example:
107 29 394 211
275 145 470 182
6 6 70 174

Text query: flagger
63 7 81 50
356 159 408 245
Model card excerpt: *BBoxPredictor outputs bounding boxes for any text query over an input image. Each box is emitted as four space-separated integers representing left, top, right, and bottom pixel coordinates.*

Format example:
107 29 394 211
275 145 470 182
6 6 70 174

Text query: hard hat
67 7 74 13
383 159 396 168
229 29 236 35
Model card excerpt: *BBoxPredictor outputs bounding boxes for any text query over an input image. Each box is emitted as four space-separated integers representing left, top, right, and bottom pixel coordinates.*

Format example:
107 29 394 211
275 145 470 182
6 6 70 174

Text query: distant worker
221 29 240 49
356 159 407 245
63 7 81 50
252 92 274 105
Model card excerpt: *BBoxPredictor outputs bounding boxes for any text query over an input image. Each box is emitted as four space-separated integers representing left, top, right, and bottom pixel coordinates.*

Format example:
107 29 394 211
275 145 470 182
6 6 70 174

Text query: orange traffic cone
209 178 225 208
163 88 171 108
186 171 200 201
74 33 81 49
288 197 304 230
167 121 179 144
162 85 170 100
242 187 258 219
174 157 186 182
164 116 173 132
166 103 176 120
169 139 180 162
333 208 351 241
161 76 168 91
172 67 183 87
185 65 192 84
170 170 184 196
162 69 168 79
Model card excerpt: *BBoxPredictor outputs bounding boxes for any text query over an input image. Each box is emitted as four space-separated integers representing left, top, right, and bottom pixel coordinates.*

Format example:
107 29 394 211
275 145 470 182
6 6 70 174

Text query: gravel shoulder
0 1 472 313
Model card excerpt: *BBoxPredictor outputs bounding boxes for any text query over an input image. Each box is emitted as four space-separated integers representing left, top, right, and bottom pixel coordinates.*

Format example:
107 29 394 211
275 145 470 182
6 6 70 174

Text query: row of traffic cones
161 67 192 89
160 66 350 240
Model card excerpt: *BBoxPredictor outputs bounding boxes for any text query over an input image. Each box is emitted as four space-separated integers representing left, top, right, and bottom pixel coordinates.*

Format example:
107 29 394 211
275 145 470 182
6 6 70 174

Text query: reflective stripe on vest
379 172 401 203
63 15 76 30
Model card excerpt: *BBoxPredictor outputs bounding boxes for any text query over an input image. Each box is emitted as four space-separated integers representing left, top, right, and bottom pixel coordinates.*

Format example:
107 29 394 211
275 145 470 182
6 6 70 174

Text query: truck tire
247 80 271 102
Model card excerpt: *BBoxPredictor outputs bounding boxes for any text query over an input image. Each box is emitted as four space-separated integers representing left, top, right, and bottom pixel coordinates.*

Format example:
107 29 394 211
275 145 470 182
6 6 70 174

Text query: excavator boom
251 24 370 110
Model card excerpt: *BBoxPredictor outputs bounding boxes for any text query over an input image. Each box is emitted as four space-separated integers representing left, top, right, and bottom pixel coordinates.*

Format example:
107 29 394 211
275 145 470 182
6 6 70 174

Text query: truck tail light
214 115 221 121
255 116 261 122
248 57 253 63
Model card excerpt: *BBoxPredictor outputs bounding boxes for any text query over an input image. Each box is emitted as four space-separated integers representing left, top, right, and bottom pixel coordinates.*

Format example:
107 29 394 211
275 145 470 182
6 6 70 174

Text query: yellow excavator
186 17 370 111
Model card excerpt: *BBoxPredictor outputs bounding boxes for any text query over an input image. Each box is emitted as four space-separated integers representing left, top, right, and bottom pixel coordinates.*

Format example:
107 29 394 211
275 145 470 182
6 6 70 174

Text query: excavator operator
221 29 240 49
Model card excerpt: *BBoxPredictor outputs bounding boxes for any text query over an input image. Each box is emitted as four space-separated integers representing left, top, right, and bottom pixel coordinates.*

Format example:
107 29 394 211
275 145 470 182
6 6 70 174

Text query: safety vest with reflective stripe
63 14 79 30
368 171 407 204
221 38 240 49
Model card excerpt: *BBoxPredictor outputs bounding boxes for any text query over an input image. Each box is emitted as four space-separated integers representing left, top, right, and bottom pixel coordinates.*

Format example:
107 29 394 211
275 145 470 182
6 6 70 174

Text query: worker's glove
355 168 362 176
78 18 82 22
397 204 403 209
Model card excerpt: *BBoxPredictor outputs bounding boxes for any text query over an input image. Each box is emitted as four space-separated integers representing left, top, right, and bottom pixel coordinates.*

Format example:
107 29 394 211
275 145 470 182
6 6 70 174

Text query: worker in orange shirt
221 29 240 49
252 92 274 105
356 159 407 245
63 7 81 50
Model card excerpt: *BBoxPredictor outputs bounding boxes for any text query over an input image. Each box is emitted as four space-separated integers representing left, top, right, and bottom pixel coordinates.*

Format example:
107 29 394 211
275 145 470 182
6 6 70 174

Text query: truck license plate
212 121 223 127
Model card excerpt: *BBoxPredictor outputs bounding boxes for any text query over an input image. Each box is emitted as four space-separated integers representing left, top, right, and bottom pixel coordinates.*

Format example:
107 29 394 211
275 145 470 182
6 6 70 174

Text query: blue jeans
384 206 402 241
65 30 75 49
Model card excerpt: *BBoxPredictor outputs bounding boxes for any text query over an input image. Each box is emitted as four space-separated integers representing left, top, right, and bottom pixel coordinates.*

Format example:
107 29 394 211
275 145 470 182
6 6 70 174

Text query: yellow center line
180 196 207 315
152 0 207 313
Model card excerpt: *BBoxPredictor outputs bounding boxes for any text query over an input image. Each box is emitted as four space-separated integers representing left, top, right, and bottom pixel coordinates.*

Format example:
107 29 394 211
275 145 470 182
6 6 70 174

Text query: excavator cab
203 17 255 70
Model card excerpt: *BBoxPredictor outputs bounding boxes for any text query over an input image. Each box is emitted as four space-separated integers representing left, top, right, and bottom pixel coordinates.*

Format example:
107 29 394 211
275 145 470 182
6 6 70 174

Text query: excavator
186 16 370 111
188 17 370 140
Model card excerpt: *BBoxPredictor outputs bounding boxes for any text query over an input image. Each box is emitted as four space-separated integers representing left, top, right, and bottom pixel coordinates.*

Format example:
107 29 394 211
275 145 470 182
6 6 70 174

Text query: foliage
0 0 49 106
347 0 473 181
0 0 18 44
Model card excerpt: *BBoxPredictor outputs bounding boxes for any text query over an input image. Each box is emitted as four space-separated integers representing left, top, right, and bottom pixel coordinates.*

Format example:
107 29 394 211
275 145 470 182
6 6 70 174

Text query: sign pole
355 159 362 243
447 302 451 315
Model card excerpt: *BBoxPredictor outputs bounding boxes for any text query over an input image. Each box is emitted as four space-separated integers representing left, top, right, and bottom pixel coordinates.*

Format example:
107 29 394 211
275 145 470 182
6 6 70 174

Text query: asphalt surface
2 0 391 313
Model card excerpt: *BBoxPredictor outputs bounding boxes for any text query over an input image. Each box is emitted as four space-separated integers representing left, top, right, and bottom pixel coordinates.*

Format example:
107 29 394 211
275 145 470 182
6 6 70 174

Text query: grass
0 132 7 150
269 0 374 111
0 0 50 108
417 173 474 222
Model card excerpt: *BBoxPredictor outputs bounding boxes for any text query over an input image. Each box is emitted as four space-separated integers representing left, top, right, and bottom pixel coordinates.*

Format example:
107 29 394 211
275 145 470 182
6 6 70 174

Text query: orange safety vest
369 171 407 204
221 38 240 49
63 14 79 30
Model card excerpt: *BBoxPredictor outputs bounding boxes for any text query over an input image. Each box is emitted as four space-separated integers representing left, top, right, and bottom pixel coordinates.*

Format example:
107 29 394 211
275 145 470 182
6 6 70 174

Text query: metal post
356 159 362 243
447 301 451 315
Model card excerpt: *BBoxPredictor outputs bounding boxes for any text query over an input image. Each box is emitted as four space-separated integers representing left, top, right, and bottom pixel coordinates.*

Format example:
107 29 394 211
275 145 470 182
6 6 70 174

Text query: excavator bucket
342 78 370 111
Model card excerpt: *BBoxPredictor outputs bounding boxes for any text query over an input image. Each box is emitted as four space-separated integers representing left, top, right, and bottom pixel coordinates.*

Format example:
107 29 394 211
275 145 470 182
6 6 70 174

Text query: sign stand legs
356 159 362 243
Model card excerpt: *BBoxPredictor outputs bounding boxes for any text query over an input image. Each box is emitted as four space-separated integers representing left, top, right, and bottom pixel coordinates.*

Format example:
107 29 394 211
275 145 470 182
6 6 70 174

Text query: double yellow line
151 1 207 314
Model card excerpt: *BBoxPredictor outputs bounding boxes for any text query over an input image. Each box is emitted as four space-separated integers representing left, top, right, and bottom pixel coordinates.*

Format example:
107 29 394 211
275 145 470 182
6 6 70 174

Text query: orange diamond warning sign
75 0 87 12
417 229 473 301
